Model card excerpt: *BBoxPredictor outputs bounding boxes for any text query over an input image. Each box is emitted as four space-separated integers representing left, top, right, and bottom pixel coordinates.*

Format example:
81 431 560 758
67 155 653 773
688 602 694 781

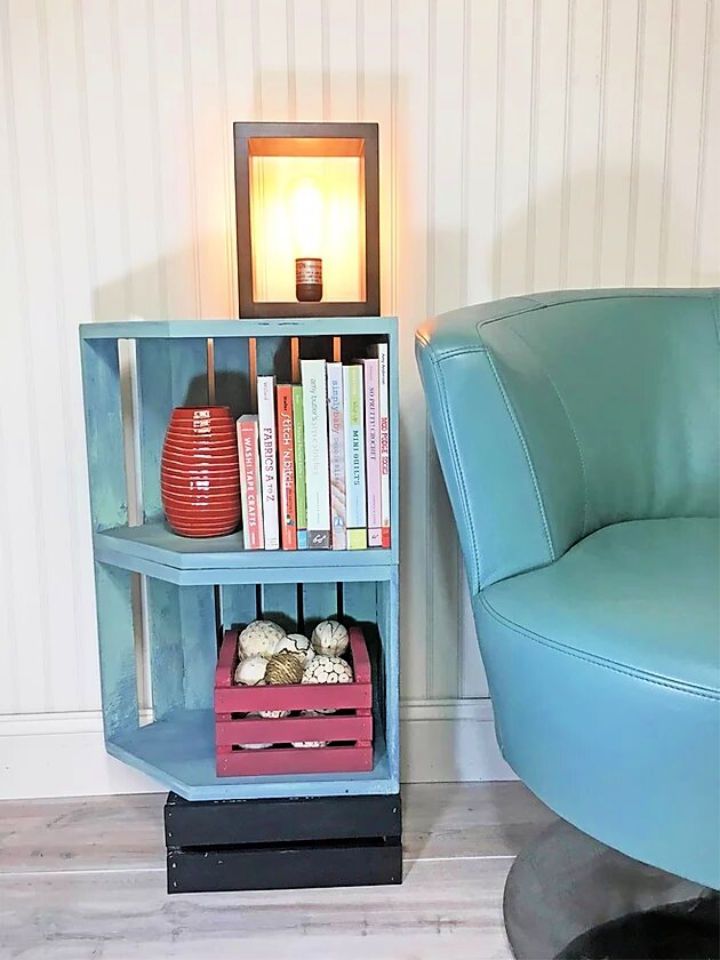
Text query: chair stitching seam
508 324 590 538
432 357 483 589
712 291 720 344
415 341 489 362
475 291 717 335
484 350 556 562
479 592 720 701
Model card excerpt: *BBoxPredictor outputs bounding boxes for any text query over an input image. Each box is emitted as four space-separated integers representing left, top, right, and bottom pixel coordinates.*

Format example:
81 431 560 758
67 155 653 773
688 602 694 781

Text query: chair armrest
416 296 584 591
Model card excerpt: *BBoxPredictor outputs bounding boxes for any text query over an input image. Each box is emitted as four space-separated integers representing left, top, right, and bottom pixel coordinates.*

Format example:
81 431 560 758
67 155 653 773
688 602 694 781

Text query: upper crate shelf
95 522 396 585
79 318 395 340
80 317 399 575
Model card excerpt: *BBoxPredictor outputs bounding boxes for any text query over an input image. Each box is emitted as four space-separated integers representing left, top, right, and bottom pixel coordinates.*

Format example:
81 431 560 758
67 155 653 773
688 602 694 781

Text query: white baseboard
400 699 516 784
0 711 159 800
0 700 514 800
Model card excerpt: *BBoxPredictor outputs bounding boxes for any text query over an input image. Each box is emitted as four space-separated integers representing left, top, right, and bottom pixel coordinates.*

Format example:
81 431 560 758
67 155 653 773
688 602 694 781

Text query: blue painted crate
79 319 399 801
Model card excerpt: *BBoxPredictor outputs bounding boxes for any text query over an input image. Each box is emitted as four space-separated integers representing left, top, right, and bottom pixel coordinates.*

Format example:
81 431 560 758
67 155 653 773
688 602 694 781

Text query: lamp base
503 818 718 960
295 257 323 302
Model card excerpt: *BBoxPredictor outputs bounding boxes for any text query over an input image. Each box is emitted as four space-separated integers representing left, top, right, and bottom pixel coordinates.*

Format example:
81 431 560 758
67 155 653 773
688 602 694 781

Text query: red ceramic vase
161 406 240 537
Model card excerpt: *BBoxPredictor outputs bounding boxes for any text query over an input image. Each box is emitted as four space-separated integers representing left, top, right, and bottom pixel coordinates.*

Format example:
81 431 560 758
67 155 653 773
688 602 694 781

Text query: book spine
375 344 391 548
257 375 280 550
292 385 308 549
362 359 382 547
343 364 367 550
237 417 264 550
327 362 347 550
301 359 331 549
276 385 297 551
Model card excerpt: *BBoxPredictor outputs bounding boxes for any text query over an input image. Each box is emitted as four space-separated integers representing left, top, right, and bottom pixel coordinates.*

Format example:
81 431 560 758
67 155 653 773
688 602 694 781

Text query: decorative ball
265 651 305 686
239 713 273 749
259 708 290 719
258 652 301 718
238 620 285 660
302 654 354 685
292 710 328 749
311 619 349 658
233 655 268 686
275 632 313 665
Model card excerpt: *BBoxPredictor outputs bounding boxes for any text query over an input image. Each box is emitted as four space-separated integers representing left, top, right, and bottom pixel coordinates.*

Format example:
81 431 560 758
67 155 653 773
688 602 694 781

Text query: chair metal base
503 818 718 960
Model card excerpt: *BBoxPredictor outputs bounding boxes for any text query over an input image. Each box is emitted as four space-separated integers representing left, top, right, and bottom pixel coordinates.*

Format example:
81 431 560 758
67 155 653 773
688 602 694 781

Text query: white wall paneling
0 0 718 797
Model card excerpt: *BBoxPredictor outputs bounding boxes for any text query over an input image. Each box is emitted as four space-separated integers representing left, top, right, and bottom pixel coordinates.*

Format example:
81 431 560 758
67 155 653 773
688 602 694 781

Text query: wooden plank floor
0 782 554 960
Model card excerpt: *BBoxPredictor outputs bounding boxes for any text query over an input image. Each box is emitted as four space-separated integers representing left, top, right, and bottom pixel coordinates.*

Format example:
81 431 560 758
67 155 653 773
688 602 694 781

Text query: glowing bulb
288 178 324 302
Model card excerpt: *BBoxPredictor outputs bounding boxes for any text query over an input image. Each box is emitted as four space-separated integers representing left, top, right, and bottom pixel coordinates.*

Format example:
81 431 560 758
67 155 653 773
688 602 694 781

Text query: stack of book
237 345 390 551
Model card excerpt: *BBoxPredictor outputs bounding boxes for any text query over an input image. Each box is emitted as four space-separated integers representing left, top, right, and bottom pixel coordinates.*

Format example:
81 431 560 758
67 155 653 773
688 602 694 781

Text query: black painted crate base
164 791 403 894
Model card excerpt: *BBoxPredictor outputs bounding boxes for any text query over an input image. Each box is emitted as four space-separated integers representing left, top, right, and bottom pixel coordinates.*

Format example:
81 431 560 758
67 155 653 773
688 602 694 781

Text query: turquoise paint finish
260 583 299 633
80 339 128 531
146 580 217 715
93 524 396 571
81 317 400 800
342 578 400 784
94 539 394 585
302 582 340 633
179 585 218 710
342 581 378 623
94 563 138 739
219 584 257 629
80 318 397 340
379 568 401 783
145 578 184 720
212 336 250 419
107 709 397 801
136 339 208 523
255 335 292 381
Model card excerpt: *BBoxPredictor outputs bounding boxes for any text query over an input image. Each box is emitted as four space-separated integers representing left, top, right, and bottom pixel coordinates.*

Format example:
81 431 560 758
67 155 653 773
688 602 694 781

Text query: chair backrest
416 289 720 593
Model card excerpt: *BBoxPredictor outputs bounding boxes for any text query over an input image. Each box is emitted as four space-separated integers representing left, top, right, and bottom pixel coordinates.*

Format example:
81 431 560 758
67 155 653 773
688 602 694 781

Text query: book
327 362 347 550
362 358 382 547
276 385 297 550
343 364 367 550
370 343 391 548
292 385 308 549
301 359 331 549
257 375 280 550
236 415 264 550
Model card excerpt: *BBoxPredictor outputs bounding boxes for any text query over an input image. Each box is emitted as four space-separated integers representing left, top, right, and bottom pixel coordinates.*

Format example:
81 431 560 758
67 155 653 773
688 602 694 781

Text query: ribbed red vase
161 406 240 538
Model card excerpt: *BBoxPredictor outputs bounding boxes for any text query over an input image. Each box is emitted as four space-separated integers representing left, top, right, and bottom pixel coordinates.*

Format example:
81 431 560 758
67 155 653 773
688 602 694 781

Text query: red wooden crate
214 625 374 777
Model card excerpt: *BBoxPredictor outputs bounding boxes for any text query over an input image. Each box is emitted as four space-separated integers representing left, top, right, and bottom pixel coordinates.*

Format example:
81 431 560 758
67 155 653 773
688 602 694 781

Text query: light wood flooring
0 782 554 960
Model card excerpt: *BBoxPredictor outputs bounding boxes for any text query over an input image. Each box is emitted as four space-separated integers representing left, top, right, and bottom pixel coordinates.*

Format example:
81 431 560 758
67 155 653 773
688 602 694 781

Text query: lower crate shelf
107 707 397 801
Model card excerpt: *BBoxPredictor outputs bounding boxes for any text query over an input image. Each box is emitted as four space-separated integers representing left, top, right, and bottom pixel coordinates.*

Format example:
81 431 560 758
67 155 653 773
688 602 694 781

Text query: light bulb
288 178 324 302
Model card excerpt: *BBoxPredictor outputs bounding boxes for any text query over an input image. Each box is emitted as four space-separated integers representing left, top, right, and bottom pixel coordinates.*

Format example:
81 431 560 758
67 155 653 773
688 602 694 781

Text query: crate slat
349 628 372 683
215 681 372 714
217 743 374 777
215 629 236 688
215 712 373 746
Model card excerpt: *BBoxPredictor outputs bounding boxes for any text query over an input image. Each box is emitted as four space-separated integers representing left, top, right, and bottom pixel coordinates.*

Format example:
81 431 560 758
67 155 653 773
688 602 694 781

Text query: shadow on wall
90 249 238 525
488 167 715 300
91 242 236 324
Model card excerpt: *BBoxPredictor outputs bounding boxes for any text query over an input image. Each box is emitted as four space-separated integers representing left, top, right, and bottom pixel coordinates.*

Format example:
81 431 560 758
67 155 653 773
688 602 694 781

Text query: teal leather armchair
416 290 720 904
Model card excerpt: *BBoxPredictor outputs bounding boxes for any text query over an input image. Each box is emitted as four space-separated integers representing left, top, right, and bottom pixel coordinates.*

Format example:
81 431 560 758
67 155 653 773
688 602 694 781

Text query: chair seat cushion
475 517 720 887
484 517 719 695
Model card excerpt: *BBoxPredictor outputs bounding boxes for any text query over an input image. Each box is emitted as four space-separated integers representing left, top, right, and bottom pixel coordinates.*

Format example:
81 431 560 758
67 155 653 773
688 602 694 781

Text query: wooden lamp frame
233 121 380 319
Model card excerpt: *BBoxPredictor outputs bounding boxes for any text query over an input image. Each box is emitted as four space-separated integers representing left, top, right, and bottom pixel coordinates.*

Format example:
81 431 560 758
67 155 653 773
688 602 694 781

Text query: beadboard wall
0 0 718 798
